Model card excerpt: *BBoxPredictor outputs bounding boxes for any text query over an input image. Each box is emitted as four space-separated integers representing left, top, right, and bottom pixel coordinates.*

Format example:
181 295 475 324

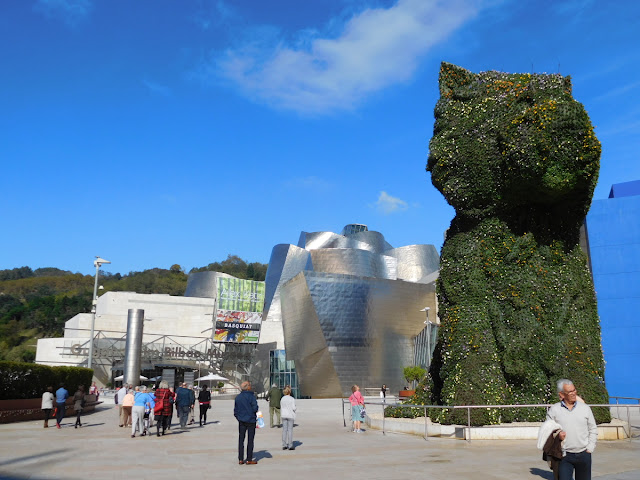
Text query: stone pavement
0 399 638 480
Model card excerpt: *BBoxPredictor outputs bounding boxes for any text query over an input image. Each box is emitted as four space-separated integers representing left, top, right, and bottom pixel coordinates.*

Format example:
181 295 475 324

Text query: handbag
360 407 367 419
154 397 164 414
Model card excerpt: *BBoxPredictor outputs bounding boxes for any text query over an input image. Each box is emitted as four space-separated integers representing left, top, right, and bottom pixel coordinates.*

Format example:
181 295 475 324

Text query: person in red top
349 385 365 433
154 380 175 437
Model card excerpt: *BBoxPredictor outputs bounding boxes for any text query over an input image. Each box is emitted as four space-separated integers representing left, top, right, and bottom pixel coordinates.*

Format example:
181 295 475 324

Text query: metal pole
124 309 145 387
88 262 100 370
467 407 472 443
424 406 428 441
382 402 386 436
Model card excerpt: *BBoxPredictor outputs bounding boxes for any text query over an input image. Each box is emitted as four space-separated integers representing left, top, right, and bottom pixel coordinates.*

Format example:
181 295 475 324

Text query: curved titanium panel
280 271 436 397
263 244 312 320
385 244 440 283
346 230 393 253
309 249 397 280
185 271 236 298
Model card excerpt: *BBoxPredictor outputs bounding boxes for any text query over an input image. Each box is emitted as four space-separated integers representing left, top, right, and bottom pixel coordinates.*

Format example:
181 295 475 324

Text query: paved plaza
0 398 639 479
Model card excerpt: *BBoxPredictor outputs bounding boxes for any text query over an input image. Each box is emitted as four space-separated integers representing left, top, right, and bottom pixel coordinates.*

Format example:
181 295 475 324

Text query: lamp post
420 307 432 368
88 256 110 370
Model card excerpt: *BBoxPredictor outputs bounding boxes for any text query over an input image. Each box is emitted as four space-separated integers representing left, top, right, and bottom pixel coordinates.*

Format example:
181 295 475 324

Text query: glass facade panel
269 349 300 399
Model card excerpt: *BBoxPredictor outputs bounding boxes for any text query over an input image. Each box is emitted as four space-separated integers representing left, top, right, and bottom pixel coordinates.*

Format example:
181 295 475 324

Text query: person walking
153 380 175 437
187 384 196 425
234 381 258 465
73 385 85 428
546 379 597 480
280 386 297 451
265 383 282 428
115 385 128 427
175 382 192 429
54 383 69 429
198 385 211 426
41 386 54 428
122 387 134 428
380 384 387 403
349 385 365 433
131 386 153 438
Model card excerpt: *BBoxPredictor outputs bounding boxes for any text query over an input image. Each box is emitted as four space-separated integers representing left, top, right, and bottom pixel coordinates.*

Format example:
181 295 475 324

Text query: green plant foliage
403 366 426 384
425 63 609 425
0 361 92 400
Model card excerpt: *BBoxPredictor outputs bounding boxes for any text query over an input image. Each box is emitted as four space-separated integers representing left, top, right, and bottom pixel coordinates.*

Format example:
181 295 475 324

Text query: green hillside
0 255 268 363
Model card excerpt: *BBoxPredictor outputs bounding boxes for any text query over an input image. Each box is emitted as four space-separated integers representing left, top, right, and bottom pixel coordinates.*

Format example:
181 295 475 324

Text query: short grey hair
140 385 147 392
557 379 574 393
159 380 169 389
240 381 251 391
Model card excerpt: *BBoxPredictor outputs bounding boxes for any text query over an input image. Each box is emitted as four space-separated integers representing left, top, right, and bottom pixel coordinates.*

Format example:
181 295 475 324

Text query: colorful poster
214 278 265 343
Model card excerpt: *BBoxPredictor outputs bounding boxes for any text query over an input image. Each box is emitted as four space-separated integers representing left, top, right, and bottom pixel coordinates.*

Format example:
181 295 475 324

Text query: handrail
342 398 640 443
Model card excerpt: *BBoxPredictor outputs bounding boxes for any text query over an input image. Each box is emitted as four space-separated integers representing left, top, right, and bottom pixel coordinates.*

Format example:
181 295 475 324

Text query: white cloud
201 0 481 114
33 0 93 27
375 191 408 214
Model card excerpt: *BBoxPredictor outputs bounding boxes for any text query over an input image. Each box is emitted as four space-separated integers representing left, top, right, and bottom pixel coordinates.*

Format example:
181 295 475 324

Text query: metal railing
342 398 640 443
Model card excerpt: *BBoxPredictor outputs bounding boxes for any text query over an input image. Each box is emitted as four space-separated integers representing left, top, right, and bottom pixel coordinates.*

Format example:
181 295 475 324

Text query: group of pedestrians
41 384 87 429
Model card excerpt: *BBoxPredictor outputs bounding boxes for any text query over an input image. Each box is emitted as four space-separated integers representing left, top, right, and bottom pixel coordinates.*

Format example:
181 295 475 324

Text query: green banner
215 278 265 343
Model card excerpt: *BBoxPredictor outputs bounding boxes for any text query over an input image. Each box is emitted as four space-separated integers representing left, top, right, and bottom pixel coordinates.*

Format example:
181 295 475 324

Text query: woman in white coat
280 386 297 450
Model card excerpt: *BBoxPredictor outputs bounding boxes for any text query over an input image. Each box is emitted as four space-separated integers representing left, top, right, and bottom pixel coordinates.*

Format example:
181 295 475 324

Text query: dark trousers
55 402 65 424
74 410 82 426
199 404 208 425
238 421 256 462
156 414 170 434
177 405 190 427
559 451 592 480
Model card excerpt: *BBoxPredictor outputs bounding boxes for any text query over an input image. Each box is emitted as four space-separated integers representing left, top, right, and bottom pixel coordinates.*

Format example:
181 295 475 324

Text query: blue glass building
585 180 640 399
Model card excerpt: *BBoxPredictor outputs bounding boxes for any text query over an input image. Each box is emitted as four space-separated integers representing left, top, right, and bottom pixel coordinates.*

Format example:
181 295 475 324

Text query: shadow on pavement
529 467 554 479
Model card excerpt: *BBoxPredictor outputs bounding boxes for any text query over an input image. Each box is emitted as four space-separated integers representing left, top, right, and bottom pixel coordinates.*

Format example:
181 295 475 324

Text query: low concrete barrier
365 412 629 440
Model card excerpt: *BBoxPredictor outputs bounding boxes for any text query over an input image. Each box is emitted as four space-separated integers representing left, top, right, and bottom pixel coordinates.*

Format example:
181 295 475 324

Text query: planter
0 394 99 424
398 390 415 398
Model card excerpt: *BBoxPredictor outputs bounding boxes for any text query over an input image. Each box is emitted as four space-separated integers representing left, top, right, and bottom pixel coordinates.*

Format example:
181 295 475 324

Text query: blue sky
1 0 639 276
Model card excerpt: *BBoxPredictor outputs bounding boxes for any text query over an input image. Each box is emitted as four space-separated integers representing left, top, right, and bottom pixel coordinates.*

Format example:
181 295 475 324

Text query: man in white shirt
546 379 597 480
116 385 128 427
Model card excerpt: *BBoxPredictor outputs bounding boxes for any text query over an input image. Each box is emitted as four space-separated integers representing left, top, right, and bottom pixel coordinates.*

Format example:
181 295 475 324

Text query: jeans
282 418 294 448
177 405 190 427
238 421 256 462
559 451 591 480
55 402 66 425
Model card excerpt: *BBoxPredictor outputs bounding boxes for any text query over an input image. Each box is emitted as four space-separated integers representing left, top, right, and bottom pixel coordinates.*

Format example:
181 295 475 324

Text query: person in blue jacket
54 383 69 429
234 381 258 465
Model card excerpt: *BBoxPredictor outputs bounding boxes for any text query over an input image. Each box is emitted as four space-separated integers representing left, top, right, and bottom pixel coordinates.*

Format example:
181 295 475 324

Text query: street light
420 307 433 368
88 256 110 370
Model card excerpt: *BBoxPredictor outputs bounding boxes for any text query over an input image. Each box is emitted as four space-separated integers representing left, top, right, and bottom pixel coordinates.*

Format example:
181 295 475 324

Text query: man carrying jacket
234 381 258 465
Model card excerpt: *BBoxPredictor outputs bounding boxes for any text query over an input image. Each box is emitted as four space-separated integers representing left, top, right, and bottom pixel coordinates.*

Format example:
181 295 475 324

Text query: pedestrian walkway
0 399 638 479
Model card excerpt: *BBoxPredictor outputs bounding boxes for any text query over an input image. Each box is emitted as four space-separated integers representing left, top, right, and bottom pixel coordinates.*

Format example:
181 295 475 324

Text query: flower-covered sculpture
426 62 609 425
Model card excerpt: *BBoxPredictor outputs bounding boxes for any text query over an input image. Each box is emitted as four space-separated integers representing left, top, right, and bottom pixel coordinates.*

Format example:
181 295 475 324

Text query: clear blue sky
2 0 639 276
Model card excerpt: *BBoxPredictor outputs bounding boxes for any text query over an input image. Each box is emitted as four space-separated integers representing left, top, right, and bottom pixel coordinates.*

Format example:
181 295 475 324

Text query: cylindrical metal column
123 309 144 386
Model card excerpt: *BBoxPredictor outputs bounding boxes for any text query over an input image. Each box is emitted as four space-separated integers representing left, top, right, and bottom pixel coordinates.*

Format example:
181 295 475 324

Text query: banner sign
214 278 265 343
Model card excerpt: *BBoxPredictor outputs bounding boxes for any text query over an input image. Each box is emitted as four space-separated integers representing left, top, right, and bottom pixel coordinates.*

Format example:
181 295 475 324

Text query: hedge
0 361 93 400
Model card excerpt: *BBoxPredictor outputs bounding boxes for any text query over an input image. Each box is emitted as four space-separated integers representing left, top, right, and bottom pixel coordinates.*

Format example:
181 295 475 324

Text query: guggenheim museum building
36 224 440 398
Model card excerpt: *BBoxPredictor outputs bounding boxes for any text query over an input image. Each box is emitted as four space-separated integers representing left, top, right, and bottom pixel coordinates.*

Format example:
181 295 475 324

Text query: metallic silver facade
263 224 440 397
123 309 144 386
184 270 237 299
